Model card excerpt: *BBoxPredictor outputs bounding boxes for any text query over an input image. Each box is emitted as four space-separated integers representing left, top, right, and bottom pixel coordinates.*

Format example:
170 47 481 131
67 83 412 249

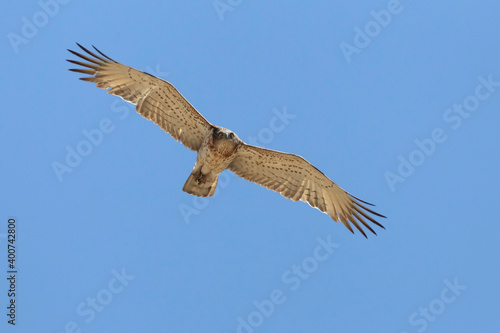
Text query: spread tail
182 171 218 197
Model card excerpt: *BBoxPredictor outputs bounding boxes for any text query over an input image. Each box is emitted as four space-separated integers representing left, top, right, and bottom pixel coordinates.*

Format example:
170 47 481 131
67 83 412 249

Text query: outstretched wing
229 144 386 237
67 43 212 151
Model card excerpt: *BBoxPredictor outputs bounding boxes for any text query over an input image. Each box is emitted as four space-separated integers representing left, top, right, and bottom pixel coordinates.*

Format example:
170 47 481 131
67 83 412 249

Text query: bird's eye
218 132 223 138
229 133 235 139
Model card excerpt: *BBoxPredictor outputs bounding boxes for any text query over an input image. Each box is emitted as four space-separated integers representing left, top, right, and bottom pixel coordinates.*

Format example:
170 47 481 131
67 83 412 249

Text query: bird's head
212 127 241 154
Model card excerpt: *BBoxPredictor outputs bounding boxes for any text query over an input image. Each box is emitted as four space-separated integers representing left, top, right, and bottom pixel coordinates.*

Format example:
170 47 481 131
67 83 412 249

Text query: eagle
67 44 386 238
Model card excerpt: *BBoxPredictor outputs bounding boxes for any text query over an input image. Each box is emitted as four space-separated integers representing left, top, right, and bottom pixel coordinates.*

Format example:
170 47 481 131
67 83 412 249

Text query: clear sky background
1 1 499 332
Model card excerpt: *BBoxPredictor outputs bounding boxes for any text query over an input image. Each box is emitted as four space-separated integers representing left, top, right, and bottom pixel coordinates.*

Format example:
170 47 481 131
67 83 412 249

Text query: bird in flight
67 43 386 237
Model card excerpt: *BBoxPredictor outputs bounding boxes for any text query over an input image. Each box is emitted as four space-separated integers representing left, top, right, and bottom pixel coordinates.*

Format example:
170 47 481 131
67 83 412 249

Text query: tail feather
182 171 219 197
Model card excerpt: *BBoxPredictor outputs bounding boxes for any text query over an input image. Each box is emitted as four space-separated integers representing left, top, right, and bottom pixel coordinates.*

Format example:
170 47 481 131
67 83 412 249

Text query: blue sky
1 0 499 332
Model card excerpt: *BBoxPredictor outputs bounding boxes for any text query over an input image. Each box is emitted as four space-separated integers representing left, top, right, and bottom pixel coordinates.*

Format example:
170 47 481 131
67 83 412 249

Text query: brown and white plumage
67 44 212 151
67 43 386 237
228 146 385 237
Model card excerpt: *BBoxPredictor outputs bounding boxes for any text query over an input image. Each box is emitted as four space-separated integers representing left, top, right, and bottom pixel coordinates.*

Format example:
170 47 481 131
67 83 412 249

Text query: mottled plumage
67 44 386 237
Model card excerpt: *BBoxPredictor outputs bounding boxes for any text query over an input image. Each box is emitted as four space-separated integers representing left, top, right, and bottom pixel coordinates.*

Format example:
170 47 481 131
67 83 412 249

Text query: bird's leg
196 173 206 184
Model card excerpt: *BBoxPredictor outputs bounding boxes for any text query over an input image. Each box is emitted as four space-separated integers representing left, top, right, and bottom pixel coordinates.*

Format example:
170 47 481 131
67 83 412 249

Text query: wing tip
92 44 117 62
